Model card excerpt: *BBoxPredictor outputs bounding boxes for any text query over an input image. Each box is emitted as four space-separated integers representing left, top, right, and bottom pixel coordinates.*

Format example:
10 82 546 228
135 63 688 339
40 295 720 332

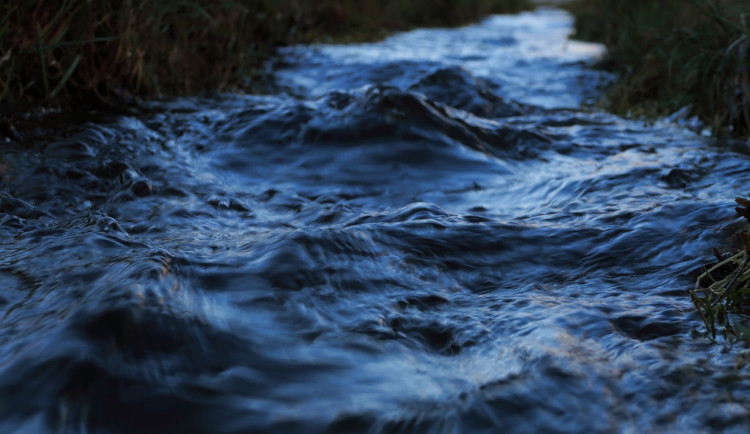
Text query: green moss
0 0 530 109
565 0 750 138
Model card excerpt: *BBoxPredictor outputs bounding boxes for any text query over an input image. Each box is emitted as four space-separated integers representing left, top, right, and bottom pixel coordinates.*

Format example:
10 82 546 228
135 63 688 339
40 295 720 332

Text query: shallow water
2 7 750 433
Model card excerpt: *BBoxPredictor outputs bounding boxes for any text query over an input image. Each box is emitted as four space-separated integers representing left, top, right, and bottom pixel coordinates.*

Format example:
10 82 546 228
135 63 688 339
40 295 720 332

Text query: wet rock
409 66 525 118
130 180 153 197
208 197 250 212
303 86 549 159
660 168 692 189
92 162 130 180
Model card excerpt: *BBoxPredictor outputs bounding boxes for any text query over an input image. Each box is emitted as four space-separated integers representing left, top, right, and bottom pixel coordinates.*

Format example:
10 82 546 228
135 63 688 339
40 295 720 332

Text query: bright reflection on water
1 7 750 434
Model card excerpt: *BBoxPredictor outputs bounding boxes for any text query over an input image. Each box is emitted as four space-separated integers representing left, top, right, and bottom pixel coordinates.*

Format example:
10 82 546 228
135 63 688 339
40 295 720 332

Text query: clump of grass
692 196 750 339
0 0 531 109
0 0 285 106
565 0 750 138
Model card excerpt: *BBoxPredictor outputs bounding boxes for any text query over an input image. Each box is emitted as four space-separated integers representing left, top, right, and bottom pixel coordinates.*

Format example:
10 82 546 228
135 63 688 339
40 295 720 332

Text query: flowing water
2 7 750 433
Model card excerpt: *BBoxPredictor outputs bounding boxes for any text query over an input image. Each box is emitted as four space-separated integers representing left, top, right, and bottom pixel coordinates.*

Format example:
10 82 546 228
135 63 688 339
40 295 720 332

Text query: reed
0 0 530 109
565 0 750 138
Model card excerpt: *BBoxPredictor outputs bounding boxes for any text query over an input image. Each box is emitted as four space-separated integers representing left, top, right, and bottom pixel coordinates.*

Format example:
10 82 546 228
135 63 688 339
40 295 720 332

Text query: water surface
1 8 750 433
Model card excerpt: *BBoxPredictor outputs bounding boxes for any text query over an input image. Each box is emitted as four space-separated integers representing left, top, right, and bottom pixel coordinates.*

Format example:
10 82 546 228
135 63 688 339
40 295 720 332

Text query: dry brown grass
0 0 531 109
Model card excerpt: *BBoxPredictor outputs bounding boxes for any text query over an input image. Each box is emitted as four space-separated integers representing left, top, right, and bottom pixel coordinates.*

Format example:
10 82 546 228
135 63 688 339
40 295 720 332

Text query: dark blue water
2 8 750 433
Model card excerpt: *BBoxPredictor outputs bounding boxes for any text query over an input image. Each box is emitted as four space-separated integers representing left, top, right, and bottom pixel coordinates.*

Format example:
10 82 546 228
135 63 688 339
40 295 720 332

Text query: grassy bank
0 0 529 109
565 0 750 138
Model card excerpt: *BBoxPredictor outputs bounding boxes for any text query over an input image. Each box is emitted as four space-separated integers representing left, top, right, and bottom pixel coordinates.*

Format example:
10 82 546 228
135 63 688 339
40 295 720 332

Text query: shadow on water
2 7 750 433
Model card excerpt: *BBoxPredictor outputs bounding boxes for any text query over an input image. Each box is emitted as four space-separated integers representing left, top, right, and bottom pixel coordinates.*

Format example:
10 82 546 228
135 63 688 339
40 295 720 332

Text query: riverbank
564 0 749 139
0 0 529 110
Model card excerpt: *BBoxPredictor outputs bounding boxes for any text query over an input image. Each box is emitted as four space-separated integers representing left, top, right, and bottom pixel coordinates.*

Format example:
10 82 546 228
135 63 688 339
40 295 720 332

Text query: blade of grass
49 53 80 99
37 23 49 97
30 37 120 52
0 57 15 101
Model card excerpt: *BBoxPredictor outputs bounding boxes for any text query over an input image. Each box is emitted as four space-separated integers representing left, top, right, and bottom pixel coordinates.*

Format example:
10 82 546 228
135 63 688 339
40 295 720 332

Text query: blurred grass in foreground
565 0 749 138
0 0 530 108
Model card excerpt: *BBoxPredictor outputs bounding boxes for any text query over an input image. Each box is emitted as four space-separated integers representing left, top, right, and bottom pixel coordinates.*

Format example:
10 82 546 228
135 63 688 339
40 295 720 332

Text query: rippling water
2 8 750 433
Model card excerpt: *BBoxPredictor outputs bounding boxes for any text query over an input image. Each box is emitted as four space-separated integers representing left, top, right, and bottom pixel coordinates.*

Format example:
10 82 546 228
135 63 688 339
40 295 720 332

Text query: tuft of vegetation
1 1 277 106
0 0 530 109
565 0 750 138
692 196 750 340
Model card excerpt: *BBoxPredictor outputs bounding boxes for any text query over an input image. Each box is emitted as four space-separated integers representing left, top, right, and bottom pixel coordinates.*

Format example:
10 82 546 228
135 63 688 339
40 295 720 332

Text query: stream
1 7 750 433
